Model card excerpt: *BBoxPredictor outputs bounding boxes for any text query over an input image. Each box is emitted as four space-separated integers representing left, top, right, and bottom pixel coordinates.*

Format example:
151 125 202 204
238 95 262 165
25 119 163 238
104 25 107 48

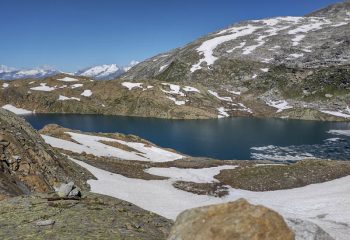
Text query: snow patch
30 83 56 92
266 100 293 113
162 83 185 96
183 86 200 93
226 42 246 53
57 77 79 82
208 90 232 102
146 165 237 183
217 107 229 118
70 84 83 89
121 82 143 90
166 97 186 106
291 34 306 46
81 90 92 97
320 110 350 119
2 104 32 115
58 95 80 101
191 25 260 72
159 64 169 72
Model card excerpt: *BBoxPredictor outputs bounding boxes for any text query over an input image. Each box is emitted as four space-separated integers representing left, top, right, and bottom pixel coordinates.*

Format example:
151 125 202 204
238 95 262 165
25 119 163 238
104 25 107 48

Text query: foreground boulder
168 199 294 240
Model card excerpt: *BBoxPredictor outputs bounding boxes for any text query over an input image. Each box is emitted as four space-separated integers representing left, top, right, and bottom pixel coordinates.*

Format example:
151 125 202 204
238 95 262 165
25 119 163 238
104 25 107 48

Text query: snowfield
42 132 183 162
146 166 237 183
69 158 350 240
2 104 33 115
191 25 260 72
41 130 350 239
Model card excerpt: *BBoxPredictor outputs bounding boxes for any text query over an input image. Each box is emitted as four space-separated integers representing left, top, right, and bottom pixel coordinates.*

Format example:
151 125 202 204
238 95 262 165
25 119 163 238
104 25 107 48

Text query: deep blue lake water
24 114 350 161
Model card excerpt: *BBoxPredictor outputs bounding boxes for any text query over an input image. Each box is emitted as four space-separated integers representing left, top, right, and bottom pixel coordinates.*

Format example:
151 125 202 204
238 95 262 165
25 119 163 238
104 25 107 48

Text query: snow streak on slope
191 25 260 72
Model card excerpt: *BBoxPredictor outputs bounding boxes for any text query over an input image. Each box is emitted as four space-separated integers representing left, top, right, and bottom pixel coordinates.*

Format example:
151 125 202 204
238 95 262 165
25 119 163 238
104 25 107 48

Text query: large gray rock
286 218 335 240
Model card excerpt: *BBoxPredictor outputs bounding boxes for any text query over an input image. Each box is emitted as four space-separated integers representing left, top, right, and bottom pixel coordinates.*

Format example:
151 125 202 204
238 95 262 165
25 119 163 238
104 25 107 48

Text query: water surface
24 114 350 160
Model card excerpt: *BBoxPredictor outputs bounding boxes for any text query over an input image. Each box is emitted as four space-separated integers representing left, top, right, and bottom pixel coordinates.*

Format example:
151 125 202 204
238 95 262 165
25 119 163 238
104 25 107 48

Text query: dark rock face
0 109 92 199
168 199 294 240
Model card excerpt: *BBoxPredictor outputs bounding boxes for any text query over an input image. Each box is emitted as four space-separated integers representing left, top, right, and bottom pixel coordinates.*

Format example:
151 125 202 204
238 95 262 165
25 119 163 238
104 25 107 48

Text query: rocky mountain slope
121 0 350 120
124 1 350 80
0 108 92 200
1 73 348 121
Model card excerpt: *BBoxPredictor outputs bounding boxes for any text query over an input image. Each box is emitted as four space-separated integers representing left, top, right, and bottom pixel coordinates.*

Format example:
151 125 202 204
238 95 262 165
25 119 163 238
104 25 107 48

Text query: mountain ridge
0 61 139 81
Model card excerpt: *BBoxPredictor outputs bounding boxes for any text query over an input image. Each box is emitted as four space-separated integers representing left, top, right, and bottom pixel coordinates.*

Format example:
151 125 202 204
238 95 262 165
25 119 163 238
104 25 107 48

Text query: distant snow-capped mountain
0 61 139 80
75 61 139 80
75 64 124 80
0 66 60 80
0 65 16 74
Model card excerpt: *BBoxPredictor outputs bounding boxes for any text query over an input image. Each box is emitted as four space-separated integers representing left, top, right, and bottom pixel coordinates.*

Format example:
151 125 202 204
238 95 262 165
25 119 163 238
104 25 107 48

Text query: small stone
36 219 55 227
325 94 333 98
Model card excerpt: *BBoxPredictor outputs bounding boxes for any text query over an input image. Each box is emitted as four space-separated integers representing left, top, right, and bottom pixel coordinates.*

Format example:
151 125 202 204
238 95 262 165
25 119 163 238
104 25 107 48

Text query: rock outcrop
168 199 294 240
0 108 93 199
0 193 172 240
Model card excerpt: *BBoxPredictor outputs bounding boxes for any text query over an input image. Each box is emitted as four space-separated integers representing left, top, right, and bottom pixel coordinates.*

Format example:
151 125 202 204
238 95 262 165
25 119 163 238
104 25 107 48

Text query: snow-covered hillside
122 1 350 81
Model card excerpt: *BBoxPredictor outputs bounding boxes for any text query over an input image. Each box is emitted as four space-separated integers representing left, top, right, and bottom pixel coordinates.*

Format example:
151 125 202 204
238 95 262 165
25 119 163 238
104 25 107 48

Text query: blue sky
0 0 341 71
